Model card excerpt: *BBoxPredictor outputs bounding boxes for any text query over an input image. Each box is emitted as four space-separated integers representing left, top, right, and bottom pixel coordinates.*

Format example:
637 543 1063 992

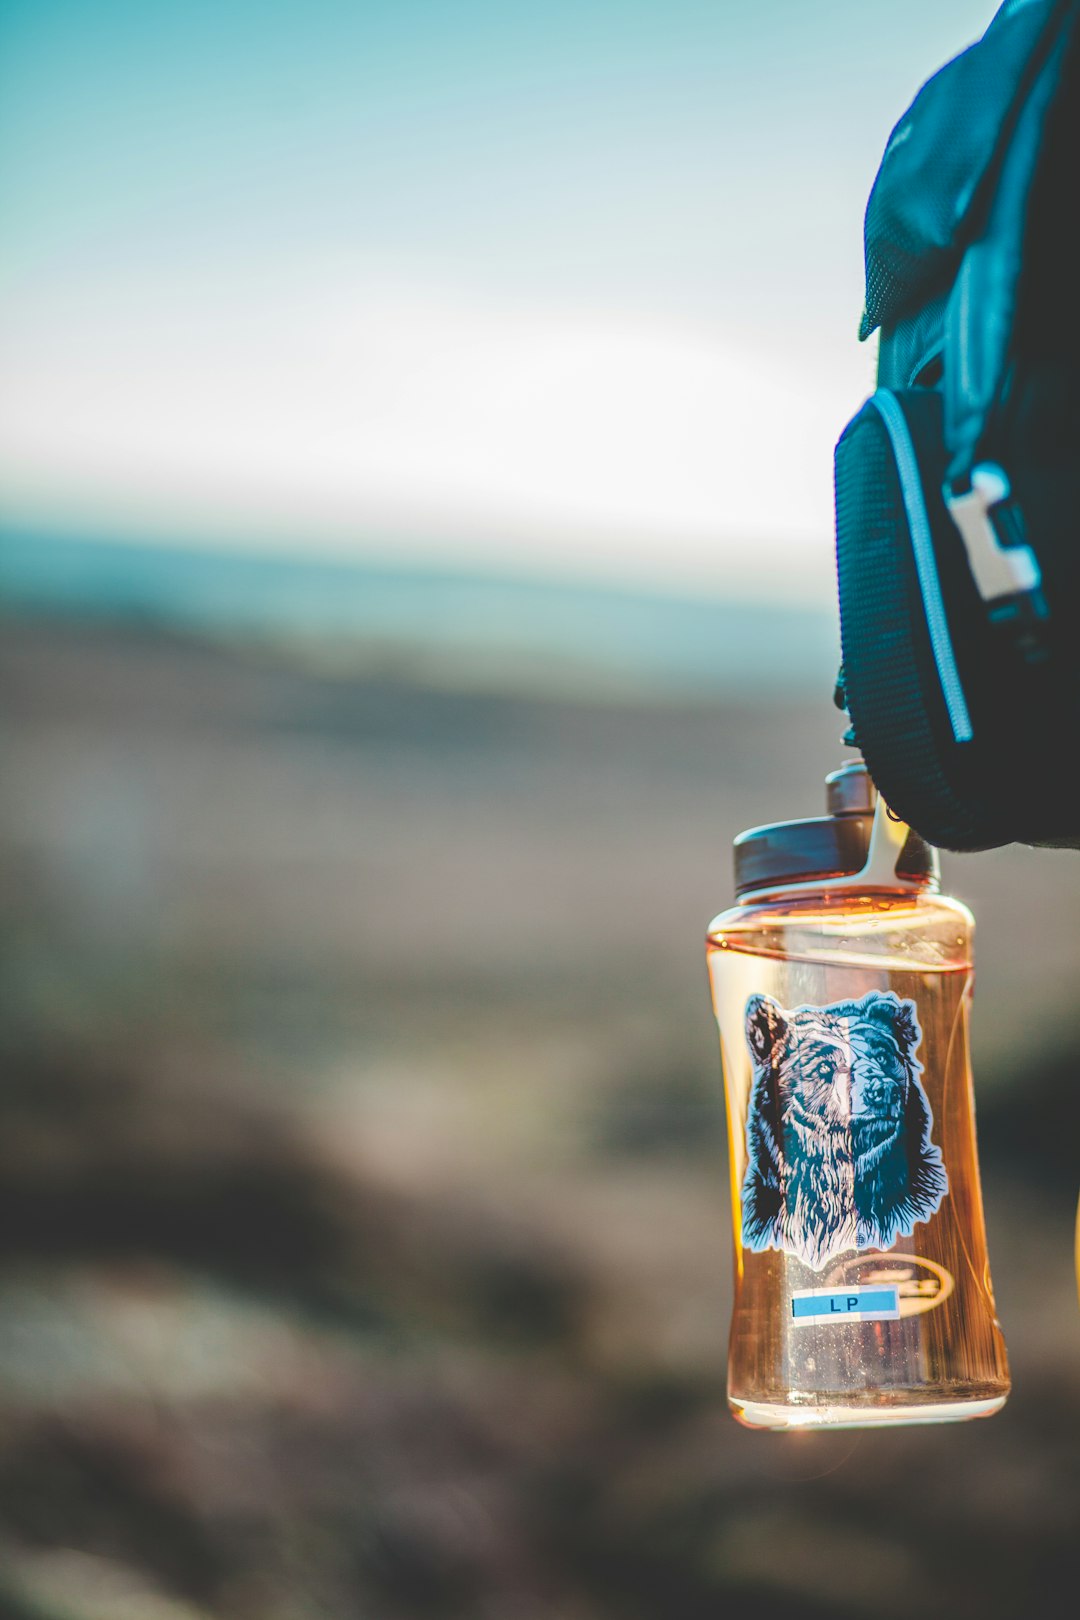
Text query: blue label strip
791 1286 900 1324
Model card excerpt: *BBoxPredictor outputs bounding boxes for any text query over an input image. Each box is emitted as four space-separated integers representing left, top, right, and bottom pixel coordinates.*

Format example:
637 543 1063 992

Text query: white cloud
0 261 868 598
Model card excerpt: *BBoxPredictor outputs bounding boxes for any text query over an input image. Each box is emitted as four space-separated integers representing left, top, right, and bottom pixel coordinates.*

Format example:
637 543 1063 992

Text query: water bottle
706 760 1009 1430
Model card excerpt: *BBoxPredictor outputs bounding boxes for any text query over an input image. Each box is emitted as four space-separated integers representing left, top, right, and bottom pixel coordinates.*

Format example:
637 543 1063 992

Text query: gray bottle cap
733 761 938 897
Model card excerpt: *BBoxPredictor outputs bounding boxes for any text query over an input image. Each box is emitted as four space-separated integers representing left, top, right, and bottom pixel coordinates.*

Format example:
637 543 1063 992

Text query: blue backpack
833 0 1080 849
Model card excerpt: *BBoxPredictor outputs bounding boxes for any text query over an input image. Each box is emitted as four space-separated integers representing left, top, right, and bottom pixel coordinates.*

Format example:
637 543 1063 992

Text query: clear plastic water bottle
706 760 1009 1430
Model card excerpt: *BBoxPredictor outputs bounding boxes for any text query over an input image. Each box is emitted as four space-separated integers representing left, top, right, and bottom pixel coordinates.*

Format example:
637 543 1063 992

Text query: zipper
868 390 974 744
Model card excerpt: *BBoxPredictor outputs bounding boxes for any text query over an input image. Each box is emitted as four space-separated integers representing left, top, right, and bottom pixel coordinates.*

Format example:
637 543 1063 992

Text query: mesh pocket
834 392 1002 850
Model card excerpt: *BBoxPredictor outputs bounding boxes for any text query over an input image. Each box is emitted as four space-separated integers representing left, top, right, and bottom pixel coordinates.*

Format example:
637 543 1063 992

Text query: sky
0 0 997 602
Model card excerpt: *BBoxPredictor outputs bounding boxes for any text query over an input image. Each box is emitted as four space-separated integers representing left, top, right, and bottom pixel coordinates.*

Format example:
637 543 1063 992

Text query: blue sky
0 0 995 600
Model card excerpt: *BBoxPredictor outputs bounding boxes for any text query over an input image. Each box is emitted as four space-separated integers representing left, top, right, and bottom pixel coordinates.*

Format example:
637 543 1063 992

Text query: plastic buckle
945 464 1050 662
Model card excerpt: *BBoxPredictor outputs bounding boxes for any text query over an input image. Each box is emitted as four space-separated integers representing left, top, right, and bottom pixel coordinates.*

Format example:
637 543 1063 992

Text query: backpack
832 0 1080 850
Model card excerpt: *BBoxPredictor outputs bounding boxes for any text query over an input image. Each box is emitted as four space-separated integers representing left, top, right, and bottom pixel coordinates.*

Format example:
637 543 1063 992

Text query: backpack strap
943 0 1077 475
863 0 1062 363
941 0 1077 661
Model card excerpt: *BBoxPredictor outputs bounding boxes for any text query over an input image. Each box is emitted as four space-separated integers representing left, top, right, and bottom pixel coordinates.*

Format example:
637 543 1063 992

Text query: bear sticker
740 990 948 1270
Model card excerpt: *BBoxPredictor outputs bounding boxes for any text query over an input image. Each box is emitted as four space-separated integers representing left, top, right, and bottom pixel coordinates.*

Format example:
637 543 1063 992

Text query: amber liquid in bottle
708 888 1010 1430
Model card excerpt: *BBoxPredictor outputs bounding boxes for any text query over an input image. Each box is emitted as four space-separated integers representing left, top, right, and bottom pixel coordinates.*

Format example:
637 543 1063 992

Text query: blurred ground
1 614 1079 1620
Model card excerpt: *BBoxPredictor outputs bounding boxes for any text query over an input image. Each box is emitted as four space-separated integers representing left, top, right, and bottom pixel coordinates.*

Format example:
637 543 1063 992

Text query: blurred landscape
7 3 1070 1615
2 549 1079 1620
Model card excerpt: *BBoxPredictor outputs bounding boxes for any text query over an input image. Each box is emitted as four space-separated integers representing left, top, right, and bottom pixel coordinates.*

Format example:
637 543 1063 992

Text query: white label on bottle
790 1285 901 1325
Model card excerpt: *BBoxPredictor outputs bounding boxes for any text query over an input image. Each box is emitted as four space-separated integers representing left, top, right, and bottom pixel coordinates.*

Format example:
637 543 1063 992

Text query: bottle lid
733 760 938 898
